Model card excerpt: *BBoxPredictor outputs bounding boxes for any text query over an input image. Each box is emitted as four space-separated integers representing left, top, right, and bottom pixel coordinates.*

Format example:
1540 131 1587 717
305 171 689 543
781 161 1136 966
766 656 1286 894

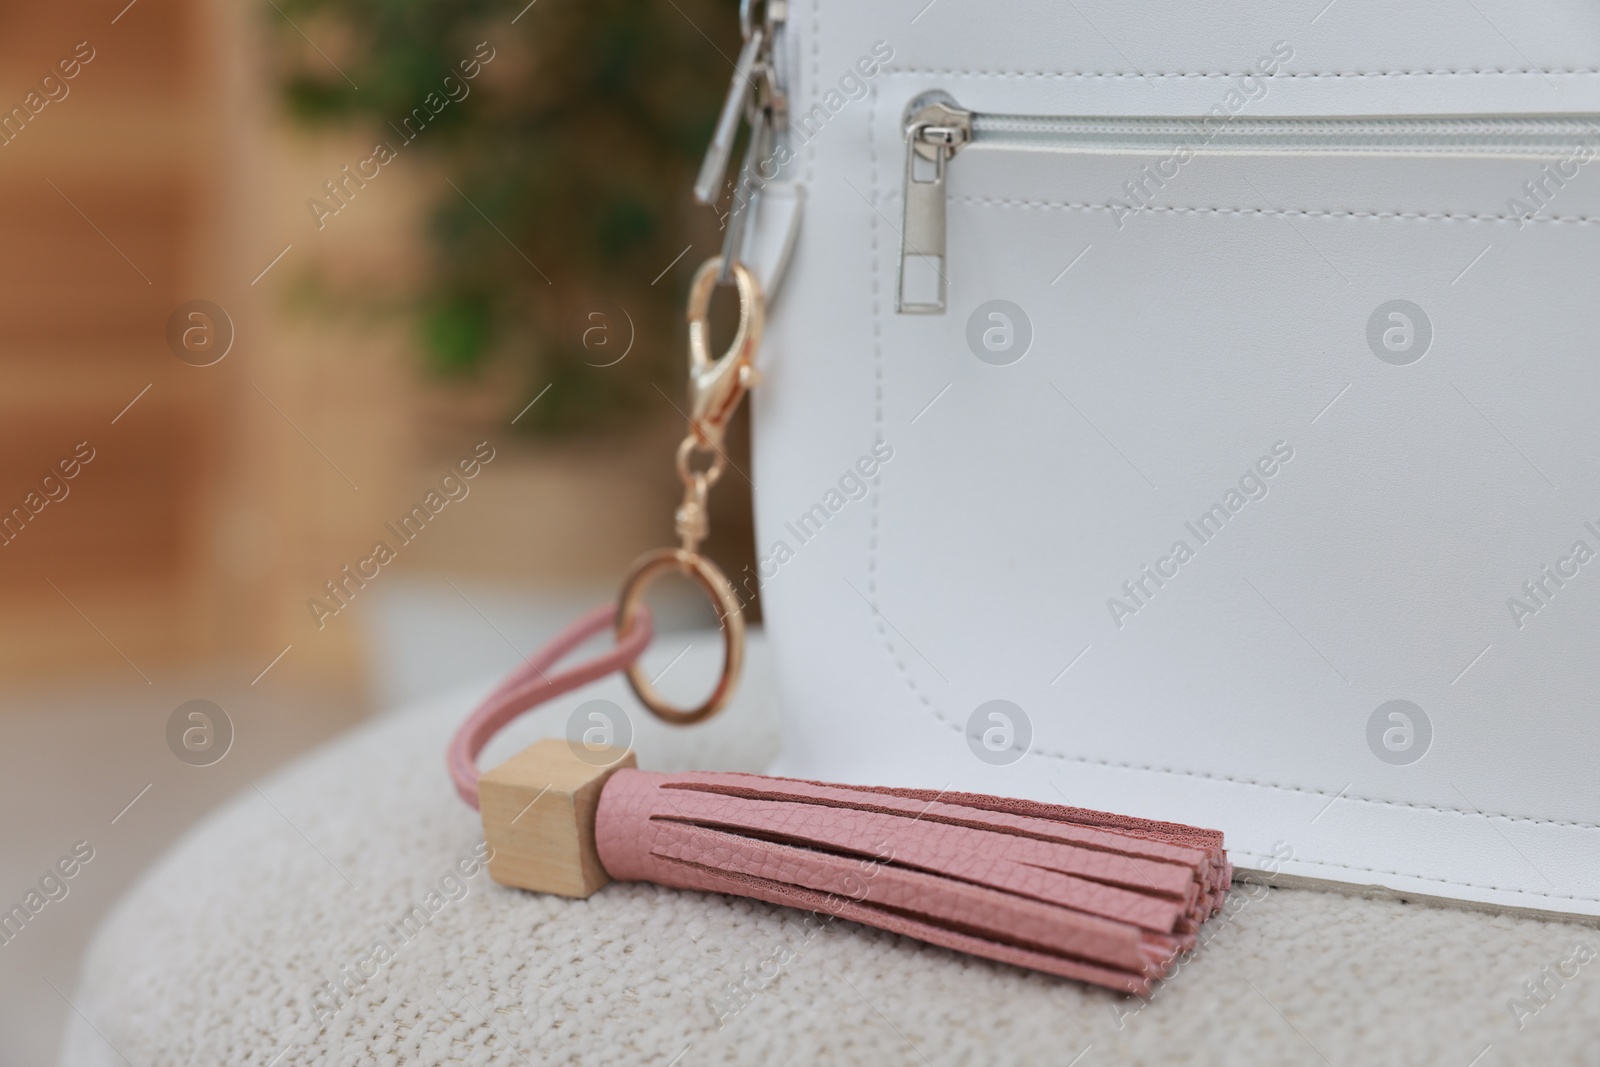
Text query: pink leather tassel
449 603 1232 996
595 769 1230 995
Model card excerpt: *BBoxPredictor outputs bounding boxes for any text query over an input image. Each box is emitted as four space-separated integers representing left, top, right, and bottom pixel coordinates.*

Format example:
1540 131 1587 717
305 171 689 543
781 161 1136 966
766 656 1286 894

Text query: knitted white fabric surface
60 635 1600 1066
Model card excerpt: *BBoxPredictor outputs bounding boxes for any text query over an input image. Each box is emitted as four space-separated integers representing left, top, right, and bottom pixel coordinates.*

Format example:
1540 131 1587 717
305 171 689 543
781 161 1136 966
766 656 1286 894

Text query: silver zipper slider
897 94 971 314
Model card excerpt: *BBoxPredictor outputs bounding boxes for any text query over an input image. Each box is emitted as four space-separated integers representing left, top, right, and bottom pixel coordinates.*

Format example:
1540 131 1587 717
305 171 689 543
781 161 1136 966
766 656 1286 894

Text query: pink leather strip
446 603 654 809
650 855 1163 995
656 773 1206 889
653 772 1230 929
616 783 1191 933
870 783 1226 848
643 820 1157 971
859 782 1234 917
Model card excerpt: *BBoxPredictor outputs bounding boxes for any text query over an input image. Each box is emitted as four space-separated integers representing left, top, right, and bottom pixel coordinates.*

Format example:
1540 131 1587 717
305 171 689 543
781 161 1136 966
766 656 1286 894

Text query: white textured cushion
60 635 1600 1065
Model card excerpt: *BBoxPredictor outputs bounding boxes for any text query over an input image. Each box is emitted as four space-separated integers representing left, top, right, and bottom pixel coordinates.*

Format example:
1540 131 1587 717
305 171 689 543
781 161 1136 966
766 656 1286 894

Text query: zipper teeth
970 114 1600 154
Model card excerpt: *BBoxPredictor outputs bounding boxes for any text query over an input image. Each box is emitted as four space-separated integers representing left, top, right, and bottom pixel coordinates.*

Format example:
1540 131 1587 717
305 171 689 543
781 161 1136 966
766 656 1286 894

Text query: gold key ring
615 549 745 725
616 257 762 725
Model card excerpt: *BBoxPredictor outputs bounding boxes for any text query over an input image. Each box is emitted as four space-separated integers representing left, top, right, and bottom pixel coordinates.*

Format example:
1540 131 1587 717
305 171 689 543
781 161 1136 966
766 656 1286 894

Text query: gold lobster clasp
613 255 764 727
685 256 763 454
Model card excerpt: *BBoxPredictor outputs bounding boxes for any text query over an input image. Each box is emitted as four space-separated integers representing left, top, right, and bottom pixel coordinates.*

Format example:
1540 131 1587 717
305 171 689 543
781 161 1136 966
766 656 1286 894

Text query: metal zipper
897 92 1600 313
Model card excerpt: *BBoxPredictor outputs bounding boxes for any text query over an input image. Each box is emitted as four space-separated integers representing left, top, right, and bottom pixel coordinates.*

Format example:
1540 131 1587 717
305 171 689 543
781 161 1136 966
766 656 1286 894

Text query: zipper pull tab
897 95 971 314
694 27 767 207
717 104 773 285
693 2 789 286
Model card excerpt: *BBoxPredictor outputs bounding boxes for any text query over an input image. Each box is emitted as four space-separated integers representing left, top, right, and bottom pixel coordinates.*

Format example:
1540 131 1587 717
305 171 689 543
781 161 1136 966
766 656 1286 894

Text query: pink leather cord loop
447 603 654 810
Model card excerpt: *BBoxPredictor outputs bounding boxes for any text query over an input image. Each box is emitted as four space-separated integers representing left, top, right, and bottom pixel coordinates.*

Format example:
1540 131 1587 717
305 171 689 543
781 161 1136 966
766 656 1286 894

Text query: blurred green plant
269 0 740 434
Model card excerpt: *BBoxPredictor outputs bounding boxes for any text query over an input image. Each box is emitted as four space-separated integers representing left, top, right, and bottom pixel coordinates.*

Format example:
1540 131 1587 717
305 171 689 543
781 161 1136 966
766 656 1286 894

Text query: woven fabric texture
59 637 1600 1066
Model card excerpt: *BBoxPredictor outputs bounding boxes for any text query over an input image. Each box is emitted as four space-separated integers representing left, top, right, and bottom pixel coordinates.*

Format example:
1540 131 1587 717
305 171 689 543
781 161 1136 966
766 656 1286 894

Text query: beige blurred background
0 0 755 1060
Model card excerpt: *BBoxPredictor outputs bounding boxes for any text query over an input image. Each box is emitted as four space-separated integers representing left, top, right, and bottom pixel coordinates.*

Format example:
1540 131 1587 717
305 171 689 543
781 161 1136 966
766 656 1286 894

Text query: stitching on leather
953 196 1600 227
1232 850 1600 901
804 0 820 185
1015 748 1600 832
867 89 960 721
862 87 1600 837
865 86 915 690
888 66 1600 80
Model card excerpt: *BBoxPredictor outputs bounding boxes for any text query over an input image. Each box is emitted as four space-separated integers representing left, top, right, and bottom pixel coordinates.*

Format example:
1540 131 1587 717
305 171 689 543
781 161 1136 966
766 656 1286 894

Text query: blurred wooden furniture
0 0 408 685
0 1 227 675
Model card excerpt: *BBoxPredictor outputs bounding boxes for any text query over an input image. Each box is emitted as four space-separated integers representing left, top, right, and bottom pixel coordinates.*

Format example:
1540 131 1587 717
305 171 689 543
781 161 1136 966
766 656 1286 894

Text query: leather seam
1015 747 1600 832
953 196 1600 227
1232 850 1600 901
803 0 820 186
863 87 1600 837
887 66 1600 80
866 84 915 703
865 89 955 728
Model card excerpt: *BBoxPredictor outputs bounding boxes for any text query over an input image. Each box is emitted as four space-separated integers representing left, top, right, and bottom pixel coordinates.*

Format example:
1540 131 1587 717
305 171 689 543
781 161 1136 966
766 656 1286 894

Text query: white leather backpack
719 0 1600 918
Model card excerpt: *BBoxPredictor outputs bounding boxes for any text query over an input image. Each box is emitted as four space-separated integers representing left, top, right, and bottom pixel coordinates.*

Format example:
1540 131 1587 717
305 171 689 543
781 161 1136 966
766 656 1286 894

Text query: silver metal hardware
897 94 972 314
694 30 766 207
695 1 789 285
893 90 1595 314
